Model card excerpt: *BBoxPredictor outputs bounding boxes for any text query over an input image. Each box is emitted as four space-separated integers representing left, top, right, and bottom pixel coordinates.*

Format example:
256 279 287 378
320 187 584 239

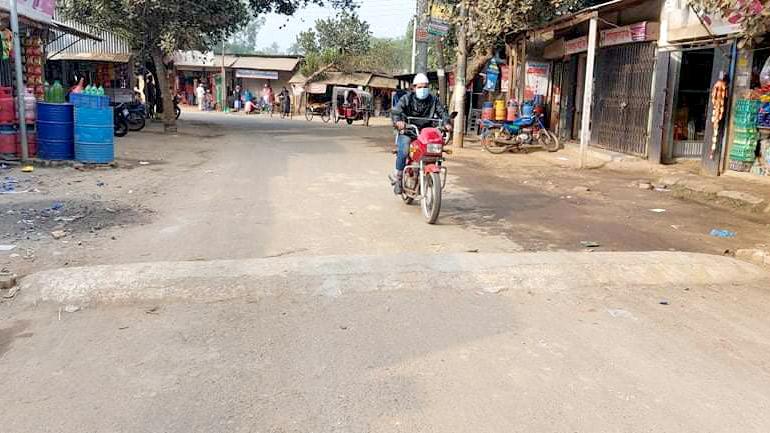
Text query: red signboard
600 22 648 47
564 36 588 55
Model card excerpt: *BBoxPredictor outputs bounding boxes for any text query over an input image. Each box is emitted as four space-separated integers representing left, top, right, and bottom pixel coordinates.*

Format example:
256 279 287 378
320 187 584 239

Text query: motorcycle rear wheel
175 106 181 119
540 130 560 152
114 118 129 137
421 172 442 224
481 130 510 154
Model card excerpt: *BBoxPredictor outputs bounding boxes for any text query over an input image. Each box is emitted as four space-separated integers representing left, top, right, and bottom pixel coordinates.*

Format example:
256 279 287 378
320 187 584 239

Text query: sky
257 0 416 52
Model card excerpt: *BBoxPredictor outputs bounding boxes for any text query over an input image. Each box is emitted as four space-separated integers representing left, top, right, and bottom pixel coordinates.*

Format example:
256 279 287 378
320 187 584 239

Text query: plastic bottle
44 81 50 102
52 80 64 103
96 85 104 96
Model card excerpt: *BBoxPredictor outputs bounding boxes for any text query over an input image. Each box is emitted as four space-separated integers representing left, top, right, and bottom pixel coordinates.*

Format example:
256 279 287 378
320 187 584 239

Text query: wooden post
579 14 598 169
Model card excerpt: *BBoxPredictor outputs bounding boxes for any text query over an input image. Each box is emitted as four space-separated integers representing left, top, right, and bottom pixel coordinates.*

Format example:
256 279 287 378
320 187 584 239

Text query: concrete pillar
579 14 598 169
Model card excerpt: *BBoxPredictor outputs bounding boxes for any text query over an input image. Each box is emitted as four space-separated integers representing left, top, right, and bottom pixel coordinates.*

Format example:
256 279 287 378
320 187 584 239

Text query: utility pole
415 0 429 73
221 32 227 112
410 15 417 74
10 0 28 160
579 14 598 169
452 3 468 148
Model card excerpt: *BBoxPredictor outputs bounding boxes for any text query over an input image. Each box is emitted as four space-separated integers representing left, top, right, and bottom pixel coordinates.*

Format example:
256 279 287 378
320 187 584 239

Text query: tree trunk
436 38 448 107
152 49 177 133
452 4 468 148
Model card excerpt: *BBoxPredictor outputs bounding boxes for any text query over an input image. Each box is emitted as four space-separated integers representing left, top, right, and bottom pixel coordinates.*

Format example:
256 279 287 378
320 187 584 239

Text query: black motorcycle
114 103 129 137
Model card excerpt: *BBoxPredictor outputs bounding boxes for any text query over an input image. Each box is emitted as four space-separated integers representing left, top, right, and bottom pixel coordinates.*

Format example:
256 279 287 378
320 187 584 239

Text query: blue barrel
74 107 114 163
36 102 74 160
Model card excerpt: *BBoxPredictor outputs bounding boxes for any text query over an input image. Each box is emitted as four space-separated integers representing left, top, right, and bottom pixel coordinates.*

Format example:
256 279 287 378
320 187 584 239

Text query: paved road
3 112 770 432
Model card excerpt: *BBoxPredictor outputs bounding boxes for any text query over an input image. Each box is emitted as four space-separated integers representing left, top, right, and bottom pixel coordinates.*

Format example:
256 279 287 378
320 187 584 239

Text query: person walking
145 75 157 119
196 83 206 111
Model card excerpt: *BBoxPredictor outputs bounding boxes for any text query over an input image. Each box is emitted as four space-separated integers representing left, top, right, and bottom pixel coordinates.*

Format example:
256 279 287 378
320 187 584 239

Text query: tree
315 11 371 55
61 0 356 133
351 37 411 74
295 29 320 55
259 42 284 54
225 17 267 54
687 0 769 44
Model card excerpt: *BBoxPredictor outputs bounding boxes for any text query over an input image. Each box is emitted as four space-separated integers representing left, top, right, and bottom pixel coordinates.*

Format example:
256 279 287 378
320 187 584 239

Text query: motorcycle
174 95 181 120
393 113 457 224
124 101 146 131
480 104 559 154
114 103 129 137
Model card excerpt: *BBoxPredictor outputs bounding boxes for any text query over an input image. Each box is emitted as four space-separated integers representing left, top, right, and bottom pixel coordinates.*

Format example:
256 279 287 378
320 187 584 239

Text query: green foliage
687 0 769 44
295 11 372 56
299 49 341 77
351 37 411 74
258 42 284 55
224 17 267 54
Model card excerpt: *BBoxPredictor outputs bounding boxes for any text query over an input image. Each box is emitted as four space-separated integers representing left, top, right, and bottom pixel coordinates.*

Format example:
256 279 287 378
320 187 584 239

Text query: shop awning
48 52 130 63
315 71 372 87
231 56 300 72
368 75 398 89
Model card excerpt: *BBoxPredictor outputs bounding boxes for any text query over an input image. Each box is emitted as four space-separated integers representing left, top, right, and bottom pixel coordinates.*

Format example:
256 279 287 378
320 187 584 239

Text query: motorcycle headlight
427 143 443 154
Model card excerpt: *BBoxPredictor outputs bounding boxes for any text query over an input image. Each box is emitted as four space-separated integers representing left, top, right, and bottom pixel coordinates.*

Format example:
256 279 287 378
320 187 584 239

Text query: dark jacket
391 91 449 130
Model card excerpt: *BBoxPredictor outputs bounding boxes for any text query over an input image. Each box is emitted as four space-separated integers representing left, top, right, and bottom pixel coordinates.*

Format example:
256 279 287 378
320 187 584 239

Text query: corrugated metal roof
49 52 131 63
47 19 128 58
289 71 307 84
231 56 300 72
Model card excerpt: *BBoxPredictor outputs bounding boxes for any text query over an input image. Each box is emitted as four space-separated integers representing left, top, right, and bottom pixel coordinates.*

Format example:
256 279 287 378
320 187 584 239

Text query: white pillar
10 0 28 160
580 14 598 169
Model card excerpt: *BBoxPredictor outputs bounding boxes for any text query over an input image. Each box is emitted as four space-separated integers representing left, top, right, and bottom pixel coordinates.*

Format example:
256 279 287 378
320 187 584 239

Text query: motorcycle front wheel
114 118 129 137
539 130 560 152
421 172 442 224
175 106 181 119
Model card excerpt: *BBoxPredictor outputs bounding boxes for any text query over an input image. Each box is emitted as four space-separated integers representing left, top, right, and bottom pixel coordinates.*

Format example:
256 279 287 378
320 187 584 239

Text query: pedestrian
145 75 157 118
233 85 242 112
279 86 291 116
196 83 205 111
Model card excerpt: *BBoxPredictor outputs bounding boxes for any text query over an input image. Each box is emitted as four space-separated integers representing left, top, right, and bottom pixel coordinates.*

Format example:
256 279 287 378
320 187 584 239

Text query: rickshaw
332 86 373 126
304 86 332 122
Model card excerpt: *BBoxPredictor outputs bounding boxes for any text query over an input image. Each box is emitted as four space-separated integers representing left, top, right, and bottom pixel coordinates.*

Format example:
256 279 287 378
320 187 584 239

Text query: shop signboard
564 36 588 55
600 22 649 47
308 83 327 94
428 3 451 37
236 69 279 80
524 61 550 100
0 0 55 23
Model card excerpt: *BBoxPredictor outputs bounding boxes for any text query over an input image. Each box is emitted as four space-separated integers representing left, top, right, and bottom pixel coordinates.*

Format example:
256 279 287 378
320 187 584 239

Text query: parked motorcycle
174 95 181 119
480 104 559 154
393 113 457 224
124 101 146 131
114 103 129 137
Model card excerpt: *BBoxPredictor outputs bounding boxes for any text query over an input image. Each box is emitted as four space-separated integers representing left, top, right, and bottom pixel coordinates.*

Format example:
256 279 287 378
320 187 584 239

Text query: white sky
257 0 416 52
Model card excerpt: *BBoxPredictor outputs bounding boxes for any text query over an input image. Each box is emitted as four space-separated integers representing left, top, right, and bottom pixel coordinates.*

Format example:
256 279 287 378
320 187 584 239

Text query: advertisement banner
500 65 510 93
0 0 55 23
524 61 550 100
236 69 279 80
600 22 648 47
565 36 588 55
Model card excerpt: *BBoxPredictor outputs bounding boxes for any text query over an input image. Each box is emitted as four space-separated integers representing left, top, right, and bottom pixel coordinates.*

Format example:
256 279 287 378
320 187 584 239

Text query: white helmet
413 73 429 85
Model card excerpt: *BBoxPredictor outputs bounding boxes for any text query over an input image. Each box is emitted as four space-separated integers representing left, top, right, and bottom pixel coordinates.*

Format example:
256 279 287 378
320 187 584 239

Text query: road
2 112 770 432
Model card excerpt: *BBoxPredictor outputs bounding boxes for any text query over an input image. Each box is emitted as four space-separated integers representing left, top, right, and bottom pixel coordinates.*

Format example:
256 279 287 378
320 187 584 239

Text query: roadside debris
51 230 68 240
0 270 17 290
63 304 81 313
649 208 667 213
139 161 150 166
21 165 34 173
659 299 670 305
0 244 16 252
466 248 480 253
572 186 591 193
580 241 601 248
710 229 736 238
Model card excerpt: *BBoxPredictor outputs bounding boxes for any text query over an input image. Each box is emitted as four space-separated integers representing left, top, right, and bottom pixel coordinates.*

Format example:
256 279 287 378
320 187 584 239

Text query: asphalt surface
2 112 770 432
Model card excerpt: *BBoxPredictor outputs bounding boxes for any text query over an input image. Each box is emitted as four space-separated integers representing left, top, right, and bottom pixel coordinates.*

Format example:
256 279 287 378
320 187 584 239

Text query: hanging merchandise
729 99 760 172
2 29 12 59
760 56 770 88
484 61 500 92
709 77 727 159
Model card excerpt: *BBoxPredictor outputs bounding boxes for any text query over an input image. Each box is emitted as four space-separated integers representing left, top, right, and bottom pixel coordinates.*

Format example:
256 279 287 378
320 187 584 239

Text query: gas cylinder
0 87 16 124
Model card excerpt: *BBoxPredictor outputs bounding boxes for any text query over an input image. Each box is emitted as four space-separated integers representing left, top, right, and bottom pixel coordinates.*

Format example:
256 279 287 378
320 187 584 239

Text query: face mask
415 87 430 100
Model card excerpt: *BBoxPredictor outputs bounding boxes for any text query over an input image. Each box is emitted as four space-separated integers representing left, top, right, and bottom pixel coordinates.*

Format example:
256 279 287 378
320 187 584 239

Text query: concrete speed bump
17 252 770 305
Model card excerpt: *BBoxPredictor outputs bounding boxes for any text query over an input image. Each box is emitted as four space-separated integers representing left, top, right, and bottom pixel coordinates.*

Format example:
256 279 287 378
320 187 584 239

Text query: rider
390 73 451 194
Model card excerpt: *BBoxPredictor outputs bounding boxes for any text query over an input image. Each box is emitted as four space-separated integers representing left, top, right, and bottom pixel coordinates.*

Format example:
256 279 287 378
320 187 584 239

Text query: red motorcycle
395 114 457 224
